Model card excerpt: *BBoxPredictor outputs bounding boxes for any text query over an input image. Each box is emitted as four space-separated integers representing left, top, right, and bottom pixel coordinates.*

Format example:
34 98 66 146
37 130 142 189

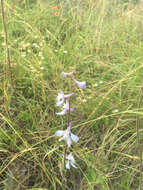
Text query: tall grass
0 0 143 189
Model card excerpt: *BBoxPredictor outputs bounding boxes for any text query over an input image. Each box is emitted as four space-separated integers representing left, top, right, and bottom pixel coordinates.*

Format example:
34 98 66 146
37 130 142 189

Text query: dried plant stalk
1 0 13 86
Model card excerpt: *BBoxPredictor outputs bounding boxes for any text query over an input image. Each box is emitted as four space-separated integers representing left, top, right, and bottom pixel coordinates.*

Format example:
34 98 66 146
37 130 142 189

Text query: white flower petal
56 110 67 115
71 162 77 168
69 152 73 158
66 136 72 147
77 81 86 89
66 161 70 169
56 100 64 106
66 153 72 160
68 153 75 163
59 137 64 142
71 133 79 143
57 90 64 97
61 72 67 77
63 100 69 110
61 71 75 78
55 130 64 137
73 79 86 89
65 153 77 169
64 92 74 98
56 91 65 106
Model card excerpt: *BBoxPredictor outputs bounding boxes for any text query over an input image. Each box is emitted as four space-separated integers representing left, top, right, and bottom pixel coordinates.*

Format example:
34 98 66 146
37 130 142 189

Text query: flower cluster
56 91 74 115
55 71 86 169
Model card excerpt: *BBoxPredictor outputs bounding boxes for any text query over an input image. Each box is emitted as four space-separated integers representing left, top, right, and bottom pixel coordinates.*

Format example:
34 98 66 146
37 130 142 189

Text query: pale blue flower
56 91 65 106
61 71 86 89
65 153 77 169
56 90 74 107
73 79 86 89
55 121 79 147
61 70 75 78
56 100 74 115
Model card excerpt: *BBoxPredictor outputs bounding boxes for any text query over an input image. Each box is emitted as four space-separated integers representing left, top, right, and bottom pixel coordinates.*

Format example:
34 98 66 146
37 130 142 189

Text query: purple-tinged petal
65 127 71 136
66 136 72 147
56 91 74 107
64 92 75 99
66 161 70 169
56 100 74 116
55 130 64 137
66 121 72 134
61 72 67 77
62 100 74 113
68 121 72 128
61 70 75 78
73 79 86 89
71 133 79 143
60 154 64 158
70 108 74 112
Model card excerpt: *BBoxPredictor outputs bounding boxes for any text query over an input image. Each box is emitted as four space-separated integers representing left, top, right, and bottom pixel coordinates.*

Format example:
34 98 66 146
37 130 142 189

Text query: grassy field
0 0 143 189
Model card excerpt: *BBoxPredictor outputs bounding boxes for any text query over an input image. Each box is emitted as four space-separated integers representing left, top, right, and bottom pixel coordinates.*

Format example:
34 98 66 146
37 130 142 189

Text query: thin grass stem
1 0 13 87
136 87 143 190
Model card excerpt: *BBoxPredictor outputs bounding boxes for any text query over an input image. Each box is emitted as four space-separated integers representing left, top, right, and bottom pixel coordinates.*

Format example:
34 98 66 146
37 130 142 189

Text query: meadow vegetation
0 0 143 189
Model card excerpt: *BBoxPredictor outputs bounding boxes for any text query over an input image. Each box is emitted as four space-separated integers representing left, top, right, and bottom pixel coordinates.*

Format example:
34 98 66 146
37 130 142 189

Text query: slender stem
1 0 13 86
63 78 73 189
67 76 74 125
63 146 67 189
67 96 71 125
63 97 71 188
136 87 143 190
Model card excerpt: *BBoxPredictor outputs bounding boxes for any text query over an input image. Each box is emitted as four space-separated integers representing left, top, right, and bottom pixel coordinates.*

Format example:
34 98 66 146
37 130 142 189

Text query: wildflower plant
55 70 86 170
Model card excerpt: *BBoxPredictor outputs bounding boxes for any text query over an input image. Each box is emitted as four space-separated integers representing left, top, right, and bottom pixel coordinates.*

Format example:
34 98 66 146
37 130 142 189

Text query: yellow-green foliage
0 0 143 189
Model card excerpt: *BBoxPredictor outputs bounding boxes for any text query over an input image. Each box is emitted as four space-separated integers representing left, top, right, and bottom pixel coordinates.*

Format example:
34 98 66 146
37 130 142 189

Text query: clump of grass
0 0 143 189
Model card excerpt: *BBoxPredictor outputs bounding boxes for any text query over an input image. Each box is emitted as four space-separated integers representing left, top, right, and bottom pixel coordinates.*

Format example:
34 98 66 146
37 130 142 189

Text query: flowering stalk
55 70 86 171
63 78 72 185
